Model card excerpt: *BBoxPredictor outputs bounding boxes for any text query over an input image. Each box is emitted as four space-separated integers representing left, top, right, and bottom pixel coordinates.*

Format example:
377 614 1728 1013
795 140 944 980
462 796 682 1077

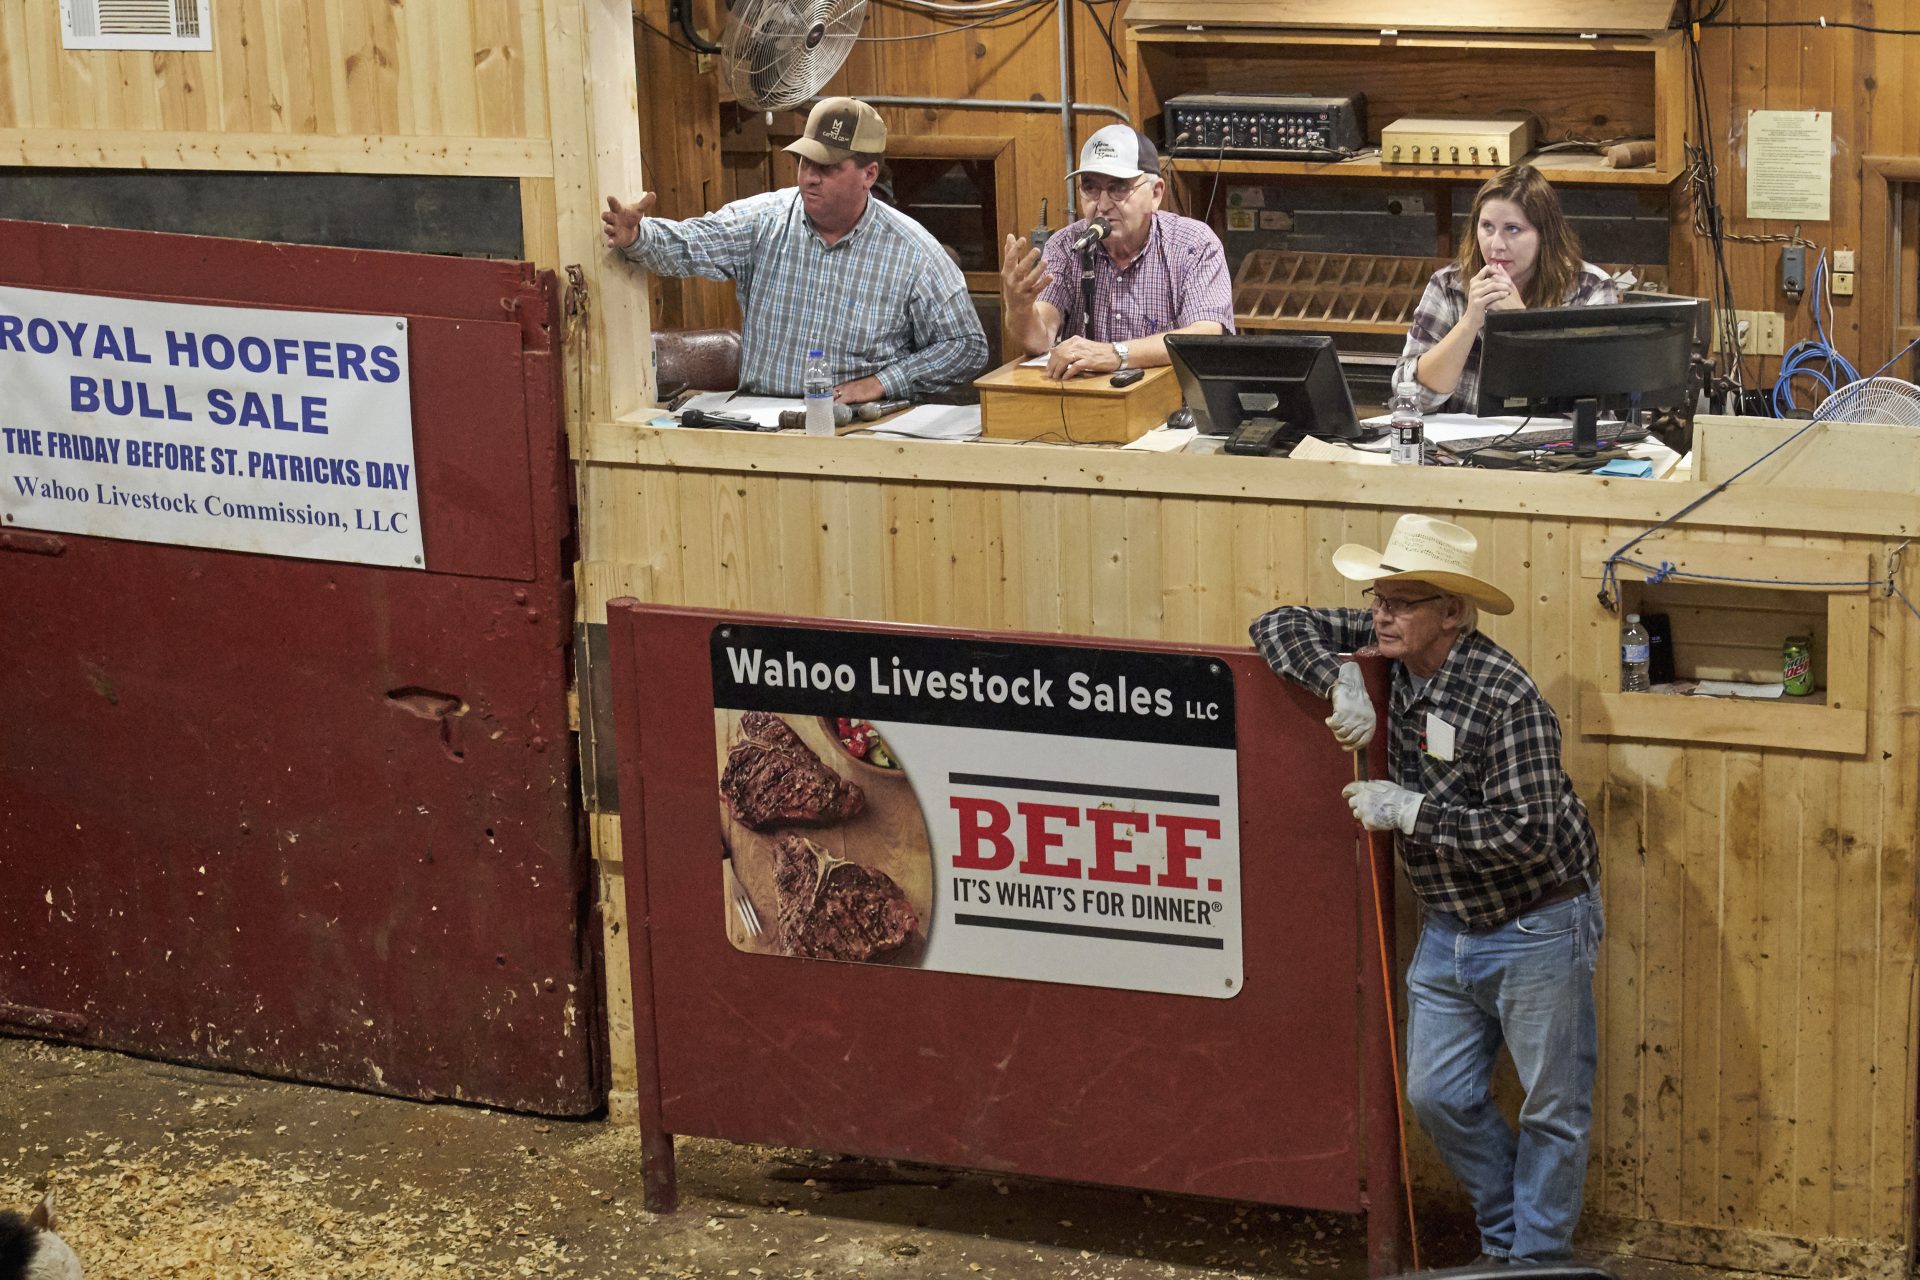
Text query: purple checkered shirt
1038 211 1236 344
1394 262 1619 414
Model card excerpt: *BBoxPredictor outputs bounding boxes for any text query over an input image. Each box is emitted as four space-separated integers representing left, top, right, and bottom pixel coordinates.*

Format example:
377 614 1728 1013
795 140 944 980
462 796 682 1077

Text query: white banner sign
0 285 421 568
711 625 1243 999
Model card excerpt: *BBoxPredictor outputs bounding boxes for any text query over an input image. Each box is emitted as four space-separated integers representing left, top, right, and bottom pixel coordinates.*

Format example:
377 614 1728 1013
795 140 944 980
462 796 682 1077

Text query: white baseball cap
1068 124 1162 181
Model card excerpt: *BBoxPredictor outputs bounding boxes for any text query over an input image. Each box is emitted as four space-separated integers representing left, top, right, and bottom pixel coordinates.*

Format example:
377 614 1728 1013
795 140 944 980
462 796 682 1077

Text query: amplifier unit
1164 93 1367 159
1380 116 1535 167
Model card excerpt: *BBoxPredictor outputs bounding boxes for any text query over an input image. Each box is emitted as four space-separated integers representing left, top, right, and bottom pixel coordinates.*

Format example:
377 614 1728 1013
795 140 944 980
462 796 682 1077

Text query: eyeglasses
1078 176 1147 202
1363 586 1445 618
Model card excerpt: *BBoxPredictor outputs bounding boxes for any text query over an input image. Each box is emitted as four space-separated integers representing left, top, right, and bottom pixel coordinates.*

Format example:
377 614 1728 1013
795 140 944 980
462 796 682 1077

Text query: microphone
1069 216 1111 254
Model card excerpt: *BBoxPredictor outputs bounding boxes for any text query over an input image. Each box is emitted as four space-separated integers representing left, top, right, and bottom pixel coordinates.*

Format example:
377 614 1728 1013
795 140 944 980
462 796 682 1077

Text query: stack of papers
867 404 982 441
1121 425 1197 452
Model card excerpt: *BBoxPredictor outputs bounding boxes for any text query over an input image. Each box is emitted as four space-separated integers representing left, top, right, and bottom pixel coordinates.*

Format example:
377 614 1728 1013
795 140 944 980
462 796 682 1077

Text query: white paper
1121 425 1198 452
1361 412 1560 444
1693 680 1786 700
1289 435 1391 464
867 403 982 441
1747 109 1831 222
1425 712 1456 762
1020 355 1051 368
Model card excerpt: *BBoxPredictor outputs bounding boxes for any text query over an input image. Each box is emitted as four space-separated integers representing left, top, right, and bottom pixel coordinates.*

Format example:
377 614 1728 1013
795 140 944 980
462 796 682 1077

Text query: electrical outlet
1717 309 1785 356
1832 271 1856 297
1834 249 1857 273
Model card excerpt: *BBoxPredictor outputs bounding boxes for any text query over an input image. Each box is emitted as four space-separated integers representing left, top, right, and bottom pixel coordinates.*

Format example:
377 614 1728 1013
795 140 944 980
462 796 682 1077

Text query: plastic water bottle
803 347 834 437
1389 380 1425 466
1621 613 1652 691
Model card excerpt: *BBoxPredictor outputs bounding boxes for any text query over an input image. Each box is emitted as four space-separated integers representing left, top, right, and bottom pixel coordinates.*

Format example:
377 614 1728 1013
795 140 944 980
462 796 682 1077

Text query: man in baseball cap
1000 122 1233 381
1250 512 1601 1266
604 96 984 405
1066 122 1159 182
784 96 888 165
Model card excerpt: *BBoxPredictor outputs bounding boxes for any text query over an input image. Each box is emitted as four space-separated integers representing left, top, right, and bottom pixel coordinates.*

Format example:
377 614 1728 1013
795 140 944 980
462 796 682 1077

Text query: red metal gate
0 220 597 1114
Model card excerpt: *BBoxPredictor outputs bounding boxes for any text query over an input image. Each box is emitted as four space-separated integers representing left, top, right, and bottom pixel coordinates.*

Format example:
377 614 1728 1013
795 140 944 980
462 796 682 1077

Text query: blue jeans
1405 888 1603 1263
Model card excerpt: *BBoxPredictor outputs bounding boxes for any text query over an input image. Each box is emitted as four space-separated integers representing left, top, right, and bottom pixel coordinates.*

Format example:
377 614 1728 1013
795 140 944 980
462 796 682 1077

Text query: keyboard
1439 420 1648 456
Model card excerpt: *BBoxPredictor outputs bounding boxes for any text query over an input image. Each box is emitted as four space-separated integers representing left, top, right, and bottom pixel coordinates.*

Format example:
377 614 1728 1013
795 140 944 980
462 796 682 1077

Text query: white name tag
1425 712 1457 762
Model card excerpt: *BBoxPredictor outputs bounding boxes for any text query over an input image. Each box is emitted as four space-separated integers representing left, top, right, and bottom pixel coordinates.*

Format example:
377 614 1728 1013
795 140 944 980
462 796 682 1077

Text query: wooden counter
578 417 1919 1277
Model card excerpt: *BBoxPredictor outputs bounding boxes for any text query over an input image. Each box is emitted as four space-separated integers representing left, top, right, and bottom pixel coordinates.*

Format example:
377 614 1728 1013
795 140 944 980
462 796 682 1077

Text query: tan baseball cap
785 97 887 164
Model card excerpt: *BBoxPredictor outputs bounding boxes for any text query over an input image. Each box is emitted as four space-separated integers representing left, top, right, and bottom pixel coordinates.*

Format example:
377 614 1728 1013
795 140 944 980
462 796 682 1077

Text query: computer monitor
1165 334 1363 453
1476 299 1703 455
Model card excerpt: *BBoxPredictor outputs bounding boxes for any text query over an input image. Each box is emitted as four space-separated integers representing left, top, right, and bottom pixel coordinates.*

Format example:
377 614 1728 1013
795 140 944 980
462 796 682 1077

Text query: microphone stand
1076 240 1098 343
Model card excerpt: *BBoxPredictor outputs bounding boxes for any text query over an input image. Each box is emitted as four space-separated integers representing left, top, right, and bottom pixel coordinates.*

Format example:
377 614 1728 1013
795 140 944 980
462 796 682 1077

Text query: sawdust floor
2 1037 1756 1280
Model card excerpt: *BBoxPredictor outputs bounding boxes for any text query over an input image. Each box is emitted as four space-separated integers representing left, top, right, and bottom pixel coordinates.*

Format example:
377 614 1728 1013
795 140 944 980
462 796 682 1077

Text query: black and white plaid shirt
1251 606 1598 928
1393 262 1619 415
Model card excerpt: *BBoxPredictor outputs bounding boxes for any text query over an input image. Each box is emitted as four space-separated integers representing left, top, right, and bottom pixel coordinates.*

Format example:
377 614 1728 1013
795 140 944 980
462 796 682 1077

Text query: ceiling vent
60 0 212 51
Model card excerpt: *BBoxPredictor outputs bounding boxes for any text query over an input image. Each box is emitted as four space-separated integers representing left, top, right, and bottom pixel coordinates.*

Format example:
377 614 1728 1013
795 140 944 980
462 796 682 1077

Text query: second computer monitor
1476 298 1702 451
1164 333 1362 449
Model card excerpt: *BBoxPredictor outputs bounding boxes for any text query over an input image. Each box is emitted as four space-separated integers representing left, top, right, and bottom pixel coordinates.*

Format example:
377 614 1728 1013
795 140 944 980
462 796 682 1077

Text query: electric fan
720 0 869 111
1812 377 1920 425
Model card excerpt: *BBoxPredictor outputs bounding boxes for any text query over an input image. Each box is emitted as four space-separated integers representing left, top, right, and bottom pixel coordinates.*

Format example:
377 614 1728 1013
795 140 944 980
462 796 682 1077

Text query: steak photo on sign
713 709 933 965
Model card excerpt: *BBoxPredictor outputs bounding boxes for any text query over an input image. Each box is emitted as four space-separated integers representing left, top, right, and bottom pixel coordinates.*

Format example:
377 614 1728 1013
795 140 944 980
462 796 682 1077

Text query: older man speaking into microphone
999 124 1235 380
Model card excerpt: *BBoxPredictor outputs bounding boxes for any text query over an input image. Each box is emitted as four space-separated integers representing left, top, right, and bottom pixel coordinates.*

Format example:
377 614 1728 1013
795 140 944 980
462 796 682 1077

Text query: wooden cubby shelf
1577 539 1872 756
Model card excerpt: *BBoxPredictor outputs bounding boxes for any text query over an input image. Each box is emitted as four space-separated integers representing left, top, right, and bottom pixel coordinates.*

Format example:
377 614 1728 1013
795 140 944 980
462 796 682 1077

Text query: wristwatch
1113 341 1130 370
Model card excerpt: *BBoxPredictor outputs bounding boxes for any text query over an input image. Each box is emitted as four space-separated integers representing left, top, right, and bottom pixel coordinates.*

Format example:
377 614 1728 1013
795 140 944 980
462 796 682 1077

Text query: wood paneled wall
0 0 551 173
577 431 1918 1273
1692 3 1915 386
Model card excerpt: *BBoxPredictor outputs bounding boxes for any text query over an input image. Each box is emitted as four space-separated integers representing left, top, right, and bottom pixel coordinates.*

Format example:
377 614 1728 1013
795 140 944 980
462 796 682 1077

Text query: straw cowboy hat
1331 513 1515 615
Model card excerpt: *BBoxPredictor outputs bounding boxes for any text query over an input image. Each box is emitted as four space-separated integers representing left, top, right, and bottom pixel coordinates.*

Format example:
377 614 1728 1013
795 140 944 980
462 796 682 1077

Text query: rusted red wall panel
0 221 595 1114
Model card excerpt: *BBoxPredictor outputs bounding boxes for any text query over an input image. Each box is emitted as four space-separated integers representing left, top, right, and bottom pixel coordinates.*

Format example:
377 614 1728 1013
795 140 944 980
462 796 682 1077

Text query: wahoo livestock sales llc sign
0 285 421 568
710 622 1243 998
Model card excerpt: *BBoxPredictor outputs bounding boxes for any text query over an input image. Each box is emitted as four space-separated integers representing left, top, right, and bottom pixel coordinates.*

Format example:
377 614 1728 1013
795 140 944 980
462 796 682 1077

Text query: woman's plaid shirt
1393 262 1619 415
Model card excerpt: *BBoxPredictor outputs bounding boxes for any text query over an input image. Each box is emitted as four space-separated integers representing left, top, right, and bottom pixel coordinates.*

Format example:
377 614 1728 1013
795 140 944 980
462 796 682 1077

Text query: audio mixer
1163 93 1367 160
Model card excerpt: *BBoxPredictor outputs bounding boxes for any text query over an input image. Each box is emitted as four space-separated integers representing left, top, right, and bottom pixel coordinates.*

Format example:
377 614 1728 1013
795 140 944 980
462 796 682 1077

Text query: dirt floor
0 1036 1763 1280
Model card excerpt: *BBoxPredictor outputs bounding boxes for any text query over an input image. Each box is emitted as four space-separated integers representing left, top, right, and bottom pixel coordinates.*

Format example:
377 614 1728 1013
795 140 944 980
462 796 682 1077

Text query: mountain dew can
1783 635 1813 696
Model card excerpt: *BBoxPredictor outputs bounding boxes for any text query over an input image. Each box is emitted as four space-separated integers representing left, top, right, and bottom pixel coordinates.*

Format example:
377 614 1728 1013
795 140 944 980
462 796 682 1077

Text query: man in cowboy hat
604 97 986 404
1250 512 1601 1266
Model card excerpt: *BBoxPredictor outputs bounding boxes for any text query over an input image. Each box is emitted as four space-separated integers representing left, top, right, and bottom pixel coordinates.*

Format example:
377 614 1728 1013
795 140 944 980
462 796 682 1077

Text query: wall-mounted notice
1747 109 1831 222
710 623 1244 999
0 285 420 568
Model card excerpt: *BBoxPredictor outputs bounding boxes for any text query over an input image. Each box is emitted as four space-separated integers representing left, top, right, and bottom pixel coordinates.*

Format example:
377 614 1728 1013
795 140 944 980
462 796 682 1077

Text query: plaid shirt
622 189 987 399
1250 606 1598 929
1039 211 1236 344
1394 262 1619 414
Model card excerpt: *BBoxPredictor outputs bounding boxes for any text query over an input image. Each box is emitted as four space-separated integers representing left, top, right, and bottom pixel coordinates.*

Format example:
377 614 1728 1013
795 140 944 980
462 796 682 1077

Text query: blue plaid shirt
622 189 987 399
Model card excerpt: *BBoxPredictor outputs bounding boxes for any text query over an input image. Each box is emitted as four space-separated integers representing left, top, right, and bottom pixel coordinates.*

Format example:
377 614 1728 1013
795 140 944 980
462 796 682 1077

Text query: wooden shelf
1237 315 1409 336
1577 538 1873 756
1166 150 1674 187
1580 691 1866 756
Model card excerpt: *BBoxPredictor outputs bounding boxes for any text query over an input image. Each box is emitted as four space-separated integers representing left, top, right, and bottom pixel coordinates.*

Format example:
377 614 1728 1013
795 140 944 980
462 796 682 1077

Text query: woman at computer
1396 165 1618 413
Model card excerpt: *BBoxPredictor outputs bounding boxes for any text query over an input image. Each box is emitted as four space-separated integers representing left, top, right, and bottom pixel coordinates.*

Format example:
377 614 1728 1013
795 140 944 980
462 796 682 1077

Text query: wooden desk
973 361 1182 444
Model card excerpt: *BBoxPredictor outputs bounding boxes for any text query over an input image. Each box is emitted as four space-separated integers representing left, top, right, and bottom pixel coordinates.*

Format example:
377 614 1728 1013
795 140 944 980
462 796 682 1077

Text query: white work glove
1325 663 1376 750
1343 780 1423 835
